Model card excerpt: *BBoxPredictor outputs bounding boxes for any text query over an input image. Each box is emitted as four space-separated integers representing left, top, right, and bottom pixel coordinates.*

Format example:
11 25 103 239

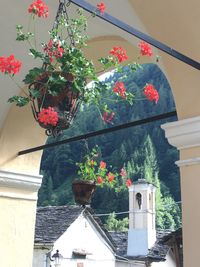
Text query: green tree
38 171 53 206
39 64 181 230
105 212 128 231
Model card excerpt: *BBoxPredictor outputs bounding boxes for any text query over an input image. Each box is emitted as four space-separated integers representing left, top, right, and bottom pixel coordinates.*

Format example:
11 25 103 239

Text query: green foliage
16 25 34 41
105 212 128 231
23 67 44 85
38 171 53 206
12 7 136 111
7 96 30 107
39 64 181 230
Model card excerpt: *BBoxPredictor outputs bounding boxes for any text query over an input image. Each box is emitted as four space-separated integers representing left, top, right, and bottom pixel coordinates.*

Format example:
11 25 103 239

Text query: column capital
0 170 42 200
161 116 200 150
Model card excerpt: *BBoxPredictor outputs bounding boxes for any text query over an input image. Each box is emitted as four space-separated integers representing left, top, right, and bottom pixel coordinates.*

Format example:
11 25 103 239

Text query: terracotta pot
29 72 81 136
72 180 96 206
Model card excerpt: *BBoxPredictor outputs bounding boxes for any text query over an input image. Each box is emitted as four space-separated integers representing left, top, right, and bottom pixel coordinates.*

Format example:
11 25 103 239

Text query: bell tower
127 179 156 256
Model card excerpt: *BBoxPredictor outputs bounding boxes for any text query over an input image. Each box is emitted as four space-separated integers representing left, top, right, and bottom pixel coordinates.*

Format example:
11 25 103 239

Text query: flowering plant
76 146 132 190
0 0 159 135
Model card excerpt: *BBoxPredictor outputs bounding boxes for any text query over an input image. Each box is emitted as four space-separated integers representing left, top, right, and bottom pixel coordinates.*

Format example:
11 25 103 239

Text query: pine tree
38 171 53 206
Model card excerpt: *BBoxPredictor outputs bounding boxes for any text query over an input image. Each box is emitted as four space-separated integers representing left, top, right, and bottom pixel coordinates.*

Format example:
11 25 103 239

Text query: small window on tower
136 193 142 209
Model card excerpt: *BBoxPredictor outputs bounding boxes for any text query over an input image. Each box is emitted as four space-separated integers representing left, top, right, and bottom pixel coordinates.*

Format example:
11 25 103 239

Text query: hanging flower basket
29 72 80 136
73 145 133 205
1 0 159 137
72 180 96 206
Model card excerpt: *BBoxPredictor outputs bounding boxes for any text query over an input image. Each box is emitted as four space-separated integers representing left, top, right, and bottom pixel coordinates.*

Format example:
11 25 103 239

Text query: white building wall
51 214 116 267
116 260 146 267
151 251 176 267
33 248 51 267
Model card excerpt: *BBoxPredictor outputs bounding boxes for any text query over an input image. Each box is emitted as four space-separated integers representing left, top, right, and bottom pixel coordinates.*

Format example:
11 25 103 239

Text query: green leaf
29 48 44 59
29 89 41 98
8 96 30 107
23 68 44 84
16 25 23 30
16 25 34 41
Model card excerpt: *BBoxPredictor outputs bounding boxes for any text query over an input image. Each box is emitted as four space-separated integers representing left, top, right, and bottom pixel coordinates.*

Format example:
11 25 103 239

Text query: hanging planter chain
53 0 76 47
30 0 81 137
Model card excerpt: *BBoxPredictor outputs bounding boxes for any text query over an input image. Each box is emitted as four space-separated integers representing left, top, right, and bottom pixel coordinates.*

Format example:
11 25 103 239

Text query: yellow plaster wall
0 196 37 267
179 163 200 267
0 17 200 267
0 103 46 175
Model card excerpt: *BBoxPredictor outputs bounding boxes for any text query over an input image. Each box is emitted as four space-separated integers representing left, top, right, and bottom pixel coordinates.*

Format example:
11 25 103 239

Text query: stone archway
0 1 200 266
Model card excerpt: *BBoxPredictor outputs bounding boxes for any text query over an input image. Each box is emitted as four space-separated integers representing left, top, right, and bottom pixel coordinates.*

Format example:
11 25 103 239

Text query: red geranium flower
109 46 128 63
97 2 106 14
102 111 115 124
44 39 64 62
144 84 159 104
38 107 58 126
126 179 132 187
100 160 106 169
28 0 49 18
97 176 103 184
107 172 115 182
0 55 22 75
113 81 127 99
138 41 153 56
120 168 127 177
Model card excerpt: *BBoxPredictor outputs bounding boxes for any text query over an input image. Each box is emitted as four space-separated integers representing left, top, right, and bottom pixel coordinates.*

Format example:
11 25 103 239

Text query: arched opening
136 192 142 210
1 1 200 266
38 62 181 232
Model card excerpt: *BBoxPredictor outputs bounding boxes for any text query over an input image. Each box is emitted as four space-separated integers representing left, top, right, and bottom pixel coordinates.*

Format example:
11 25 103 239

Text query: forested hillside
38 63 181 230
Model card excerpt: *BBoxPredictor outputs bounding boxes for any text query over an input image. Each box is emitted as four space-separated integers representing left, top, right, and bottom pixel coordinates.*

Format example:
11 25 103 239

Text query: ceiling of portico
0 0 200 130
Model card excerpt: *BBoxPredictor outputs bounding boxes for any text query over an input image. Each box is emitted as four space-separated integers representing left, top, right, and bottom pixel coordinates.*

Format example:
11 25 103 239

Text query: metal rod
18 110 177 155
70 0 200 70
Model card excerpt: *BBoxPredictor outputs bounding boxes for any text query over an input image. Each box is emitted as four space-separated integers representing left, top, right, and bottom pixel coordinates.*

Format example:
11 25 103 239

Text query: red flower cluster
38 107 58 126
97 176 103 184
120 168 127 177
102 111 115 124
120 168 132 188
107 172 115 182
28 0 49 18
126 179 132 187
100 160 106 169
113 81 127 99
109 46 128 63
44 39 64 62
97 2 106 14
139 41 153 56
144 84 159 104
0 55 22 75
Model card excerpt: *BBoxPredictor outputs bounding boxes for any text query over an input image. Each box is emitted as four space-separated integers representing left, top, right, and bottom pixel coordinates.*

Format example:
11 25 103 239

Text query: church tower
127 179 156 256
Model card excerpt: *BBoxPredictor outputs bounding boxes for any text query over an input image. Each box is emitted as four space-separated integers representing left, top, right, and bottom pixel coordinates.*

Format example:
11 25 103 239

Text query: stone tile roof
34 205 115 251
110 231 170 262
35 205 83 244
148 231 170 261
109 231 127 256
35 205 170 263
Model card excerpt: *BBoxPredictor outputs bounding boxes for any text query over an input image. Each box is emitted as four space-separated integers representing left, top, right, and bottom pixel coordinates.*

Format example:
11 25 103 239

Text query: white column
161 116 200 267
0 170 42 267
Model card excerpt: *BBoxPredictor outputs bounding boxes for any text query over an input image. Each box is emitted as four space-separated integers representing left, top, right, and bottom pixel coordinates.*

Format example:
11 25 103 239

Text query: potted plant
72 146 132 205
0 0 159 136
